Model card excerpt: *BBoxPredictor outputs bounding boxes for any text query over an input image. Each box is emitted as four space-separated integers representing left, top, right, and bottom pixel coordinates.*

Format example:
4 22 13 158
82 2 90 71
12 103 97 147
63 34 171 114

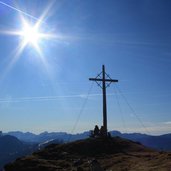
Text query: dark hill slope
5 137 171 171
0 135 26 169
0 135 36 169
0 135 24 153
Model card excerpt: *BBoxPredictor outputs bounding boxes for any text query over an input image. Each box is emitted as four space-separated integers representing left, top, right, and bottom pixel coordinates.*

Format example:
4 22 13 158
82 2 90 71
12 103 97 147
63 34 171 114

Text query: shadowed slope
5 137 171 171
0 135 36 169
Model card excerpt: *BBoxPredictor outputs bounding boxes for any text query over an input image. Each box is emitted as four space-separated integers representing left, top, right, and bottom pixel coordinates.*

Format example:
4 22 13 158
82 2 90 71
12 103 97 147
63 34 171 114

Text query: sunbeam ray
0 1 43 21
0 1 58 80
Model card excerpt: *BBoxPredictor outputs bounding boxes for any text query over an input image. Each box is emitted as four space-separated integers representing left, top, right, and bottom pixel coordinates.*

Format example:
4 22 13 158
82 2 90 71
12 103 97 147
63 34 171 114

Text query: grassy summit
5 137 171 171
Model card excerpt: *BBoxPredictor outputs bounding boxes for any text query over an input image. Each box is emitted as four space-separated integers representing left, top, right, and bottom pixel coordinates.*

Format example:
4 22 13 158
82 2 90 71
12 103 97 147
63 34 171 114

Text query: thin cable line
67 82 94 142
116 85 150 135
113 86 127 133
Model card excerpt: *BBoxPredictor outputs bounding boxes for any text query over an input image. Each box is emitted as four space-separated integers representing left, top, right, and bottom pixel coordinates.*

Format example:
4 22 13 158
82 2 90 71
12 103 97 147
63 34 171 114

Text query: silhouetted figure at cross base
94 125 100 136
90 125 111 138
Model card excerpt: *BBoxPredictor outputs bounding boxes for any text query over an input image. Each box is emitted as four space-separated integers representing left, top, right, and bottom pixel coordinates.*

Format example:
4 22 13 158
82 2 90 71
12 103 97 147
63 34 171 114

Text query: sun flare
18 18 45 50
0 1 60 80
20 22 40 46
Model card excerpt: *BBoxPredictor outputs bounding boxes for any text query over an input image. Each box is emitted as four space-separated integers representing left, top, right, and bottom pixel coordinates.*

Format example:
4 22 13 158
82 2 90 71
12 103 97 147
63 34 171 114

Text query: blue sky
0 0 171 135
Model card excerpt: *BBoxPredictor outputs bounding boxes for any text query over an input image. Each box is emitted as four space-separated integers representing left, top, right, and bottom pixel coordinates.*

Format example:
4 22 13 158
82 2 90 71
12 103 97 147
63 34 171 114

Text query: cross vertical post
89 65 118 137
102 65 107 135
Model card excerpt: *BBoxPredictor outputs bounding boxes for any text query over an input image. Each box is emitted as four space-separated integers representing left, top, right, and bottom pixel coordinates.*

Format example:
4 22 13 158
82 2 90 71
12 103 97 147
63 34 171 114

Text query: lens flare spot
20 21 41 47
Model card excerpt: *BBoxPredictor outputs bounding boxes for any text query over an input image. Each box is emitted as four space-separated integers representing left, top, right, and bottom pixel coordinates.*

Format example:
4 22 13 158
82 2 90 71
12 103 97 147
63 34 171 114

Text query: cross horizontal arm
89 78 118 82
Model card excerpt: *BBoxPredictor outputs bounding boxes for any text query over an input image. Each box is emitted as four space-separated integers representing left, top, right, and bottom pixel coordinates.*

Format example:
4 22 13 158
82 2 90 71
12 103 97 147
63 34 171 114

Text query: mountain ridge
5 137 171 171
4 130 171 151
0 135 37 169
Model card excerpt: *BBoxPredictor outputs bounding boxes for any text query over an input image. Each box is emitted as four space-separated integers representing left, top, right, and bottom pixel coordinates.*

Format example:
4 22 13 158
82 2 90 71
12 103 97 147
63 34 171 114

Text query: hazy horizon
2 128 171 136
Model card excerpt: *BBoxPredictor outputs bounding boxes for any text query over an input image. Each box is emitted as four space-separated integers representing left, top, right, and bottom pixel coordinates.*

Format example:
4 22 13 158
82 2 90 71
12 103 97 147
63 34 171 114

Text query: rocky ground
5 137 171 171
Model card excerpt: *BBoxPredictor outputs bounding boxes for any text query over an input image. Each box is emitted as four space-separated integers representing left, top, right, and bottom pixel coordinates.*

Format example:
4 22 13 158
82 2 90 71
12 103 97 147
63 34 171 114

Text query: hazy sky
0 0 171 135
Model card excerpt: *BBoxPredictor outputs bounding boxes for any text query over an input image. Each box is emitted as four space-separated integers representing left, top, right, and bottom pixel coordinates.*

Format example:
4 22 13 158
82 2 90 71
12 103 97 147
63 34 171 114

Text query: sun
20 22 40 46
19 19 45 50
0 1 61 79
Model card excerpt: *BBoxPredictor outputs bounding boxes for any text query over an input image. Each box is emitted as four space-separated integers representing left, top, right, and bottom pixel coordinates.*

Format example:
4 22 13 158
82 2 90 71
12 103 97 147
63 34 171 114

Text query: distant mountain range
0 135 37 169
4 131 89 143
110 131 171 151
4 130 171 151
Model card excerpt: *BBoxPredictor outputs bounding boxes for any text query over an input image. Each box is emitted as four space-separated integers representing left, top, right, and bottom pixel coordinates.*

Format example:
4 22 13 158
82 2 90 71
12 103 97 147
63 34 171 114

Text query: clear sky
0 0 171 135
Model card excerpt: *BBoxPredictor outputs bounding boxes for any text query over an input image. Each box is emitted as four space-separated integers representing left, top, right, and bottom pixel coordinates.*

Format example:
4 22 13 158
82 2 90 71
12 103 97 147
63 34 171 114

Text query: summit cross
89 65 118 136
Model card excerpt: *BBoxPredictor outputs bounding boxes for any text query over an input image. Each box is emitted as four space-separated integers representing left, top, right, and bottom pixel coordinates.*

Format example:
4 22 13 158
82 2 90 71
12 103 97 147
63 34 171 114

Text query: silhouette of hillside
5 137 171 171
0 135 36 169
6 130 171 151
110 131 171 151
6 131 89 143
